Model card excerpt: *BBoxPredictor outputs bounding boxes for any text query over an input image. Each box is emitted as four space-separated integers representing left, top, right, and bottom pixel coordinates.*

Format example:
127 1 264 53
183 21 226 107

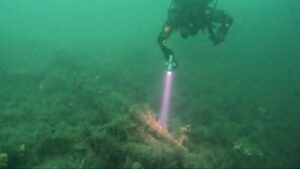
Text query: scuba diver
157 0 233 70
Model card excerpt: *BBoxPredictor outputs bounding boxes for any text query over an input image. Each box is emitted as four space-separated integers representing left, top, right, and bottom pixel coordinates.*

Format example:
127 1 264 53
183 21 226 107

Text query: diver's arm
208 8 233 45
157 23 174 61
217 13 233 37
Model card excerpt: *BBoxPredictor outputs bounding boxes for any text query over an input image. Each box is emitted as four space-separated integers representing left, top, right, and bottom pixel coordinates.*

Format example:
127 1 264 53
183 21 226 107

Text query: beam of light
159 70 173 129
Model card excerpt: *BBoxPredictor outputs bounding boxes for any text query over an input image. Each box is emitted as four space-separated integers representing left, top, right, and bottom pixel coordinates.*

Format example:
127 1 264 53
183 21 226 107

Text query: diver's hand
164 49 178 69
165 48 174 58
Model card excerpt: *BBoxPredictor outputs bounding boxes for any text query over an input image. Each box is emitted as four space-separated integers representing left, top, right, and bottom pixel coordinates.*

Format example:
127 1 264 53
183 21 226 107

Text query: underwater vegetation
0 0 300 167
0 55 299 169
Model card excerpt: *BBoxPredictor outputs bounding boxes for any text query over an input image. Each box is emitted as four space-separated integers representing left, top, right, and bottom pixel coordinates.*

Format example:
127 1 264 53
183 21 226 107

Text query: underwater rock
22 104 235 168
233 137 264 157
132 161 143 169
0 153 8 169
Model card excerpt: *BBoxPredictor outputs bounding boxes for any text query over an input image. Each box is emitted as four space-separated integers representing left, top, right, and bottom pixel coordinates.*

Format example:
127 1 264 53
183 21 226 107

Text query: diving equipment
167 54 177 70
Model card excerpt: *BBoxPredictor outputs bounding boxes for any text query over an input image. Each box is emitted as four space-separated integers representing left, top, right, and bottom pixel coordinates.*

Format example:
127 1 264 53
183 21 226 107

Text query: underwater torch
159 54 175 129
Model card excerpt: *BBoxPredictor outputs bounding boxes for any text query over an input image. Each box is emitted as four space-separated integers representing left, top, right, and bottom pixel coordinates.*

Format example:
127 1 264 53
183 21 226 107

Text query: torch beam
159 55 175 129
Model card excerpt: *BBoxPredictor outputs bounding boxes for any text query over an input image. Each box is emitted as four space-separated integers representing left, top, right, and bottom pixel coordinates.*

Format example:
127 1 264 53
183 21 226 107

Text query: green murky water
0 0 299 168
